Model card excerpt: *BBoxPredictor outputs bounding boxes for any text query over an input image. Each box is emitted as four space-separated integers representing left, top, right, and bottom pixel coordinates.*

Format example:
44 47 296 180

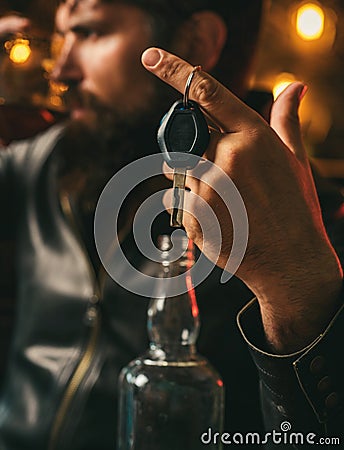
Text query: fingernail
299 84 308 101
142 48 162 68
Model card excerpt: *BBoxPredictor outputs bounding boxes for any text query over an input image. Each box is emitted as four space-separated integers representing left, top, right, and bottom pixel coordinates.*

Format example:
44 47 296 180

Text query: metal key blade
171 168 187 227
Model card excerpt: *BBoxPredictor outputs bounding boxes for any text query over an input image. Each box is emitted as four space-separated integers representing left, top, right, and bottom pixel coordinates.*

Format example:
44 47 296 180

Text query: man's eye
75 27 99 39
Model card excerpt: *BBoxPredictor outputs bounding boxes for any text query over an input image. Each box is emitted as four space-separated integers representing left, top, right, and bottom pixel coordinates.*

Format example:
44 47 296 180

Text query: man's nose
50 34 82 84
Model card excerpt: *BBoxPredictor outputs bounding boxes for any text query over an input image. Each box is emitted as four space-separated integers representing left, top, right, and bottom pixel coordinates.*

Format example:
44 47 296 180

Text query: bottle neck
147 237 200 360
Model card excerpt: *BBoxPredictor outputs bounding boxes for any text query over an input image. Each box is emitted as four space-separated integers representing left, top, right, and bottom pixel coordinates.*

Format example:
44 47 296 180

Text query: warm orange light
296 3 325 41
9 39 31 64
49 95 64 108
186 239 198 318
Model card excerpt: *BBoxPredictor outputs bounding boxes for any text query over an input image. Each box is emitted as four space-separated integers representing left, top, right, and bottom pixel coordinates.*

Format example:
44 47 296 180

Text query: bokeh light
296 3 325 40
9 39 31 64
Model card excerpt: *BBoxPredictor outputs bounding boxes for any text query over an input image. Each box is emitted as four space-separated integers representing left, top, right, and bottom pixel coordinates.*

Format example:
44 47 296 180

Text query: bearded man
0 1 343 449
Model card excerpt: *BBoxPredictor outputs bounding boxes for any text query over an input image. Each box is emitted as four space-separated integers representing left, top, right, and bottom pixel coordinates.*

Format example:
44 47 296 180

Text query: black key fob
157 99 210 169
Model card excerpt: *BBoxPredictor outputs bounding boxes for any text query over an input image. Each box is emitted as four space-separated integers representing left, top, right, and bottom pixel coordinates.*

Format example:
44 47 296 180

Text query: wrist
248 251 343 353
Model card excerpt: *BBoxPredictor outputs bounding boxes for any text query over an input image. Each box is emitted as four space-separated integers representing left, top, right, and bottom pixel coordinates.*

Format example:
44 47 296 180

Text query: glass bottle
118 234 224 450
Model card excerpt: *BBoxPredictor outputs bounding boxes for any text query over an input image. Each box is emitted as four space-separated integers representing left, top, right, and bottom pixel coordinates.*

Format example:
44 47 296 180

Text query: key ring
183 65 202 108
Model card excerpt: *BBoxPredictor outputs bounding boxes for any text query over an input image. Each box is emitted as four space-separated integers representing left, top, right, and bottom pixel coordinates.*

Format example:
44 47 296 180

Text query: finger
141 47 261 133
0 16 31 35
270 82 308 161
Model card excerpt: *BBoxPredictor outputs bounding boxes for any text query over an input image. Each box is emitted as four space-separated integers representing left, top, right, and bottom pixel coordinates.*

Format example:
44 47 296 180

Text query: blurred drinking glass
0 15 67 145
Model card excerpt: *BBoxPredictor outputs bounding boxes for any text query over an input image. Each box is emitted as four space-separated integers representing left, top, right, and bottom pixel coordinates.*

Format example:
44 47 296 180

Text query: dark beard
56 79 178 211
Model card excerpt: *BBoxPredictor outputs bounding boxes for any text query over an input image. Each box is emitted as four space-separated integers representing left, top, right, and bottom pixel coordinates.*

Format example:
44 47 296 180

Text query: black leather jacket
0 124 343 449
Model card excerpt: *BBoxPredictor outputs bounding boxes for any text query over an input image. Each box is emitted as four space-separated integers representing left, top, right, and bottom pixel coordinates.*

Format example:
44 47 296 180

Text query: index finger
141 47 260 133
0 16 31 35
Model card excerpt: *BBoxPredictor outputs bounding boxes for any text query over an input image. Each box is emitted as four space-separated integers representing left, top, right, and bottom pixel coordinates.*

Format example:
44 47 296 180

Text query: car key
157 68 210 227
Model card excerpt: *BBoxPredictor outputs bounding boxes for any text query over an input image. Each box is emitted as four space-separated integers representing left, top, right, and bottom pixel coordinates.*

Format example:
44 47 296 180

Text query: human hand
0 15 30 36
142 48 343 352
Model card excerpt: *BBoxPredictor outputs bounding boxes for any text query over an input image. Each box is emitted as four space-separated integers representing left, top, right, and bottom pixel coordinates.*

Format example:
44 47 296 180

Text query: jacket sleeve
0 146 16 238
237 297 344 448
0 123 66 236
0 124 66 389
0 138 33 236
0 145 18 389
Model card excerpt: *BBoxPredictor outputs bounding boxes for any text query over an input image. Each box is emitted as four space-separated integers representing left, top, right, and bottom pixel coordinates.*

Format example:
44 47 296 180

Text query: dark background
253 0 344 180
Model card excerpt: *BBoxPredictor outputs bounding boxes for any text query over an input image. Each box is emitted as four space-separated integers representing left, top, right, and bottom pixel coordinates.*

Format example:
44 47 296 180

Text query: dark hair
112 0 264 93
58 0 264 93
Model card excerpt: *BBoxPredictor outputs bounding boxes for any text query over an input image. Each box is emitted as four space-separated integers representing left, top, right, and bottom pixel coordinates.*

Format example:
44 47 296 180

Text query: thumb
270 82 307 160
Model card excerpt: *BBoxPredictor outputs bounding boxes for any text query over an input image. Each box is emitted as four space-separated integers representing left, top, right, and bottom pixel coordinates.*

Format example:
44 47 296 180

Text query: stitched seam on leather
252 360 279 379
293 361 325 423
260 377 284 400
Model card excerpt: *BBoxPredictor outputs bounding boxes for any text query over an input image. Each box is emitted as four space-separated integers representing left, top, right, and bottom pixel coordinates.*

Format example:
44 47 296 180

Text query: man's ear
174 11 227 71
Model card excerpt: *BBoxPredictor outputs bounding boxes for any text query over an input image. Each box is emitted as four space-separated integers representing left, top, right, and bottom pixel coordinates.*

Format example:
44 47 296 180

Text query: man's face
53 0 163 133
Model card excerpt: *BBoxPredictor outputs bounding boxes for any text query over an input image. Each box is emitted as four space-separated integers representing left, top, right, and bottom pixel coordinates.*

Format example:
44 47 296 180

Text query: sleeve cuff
237 298 344 423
